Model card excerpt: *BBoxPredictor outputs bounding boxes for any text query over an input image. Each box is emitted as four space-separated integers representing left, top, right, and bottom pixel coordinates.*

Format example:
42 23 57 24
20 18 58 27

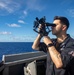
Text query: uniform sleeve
38 42 48 53
61 42 74 68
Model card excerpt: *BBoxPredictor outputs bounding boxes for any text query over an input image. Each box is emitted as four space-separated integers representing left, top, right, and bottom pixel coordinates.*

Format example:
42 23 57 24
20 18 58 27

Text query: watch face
47 43 54 47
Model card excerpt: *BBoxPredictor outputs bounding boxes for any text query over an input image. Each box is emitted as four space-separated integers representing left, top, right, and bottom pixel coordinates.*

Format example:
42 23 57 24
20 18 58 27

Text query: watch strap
47 43 54 47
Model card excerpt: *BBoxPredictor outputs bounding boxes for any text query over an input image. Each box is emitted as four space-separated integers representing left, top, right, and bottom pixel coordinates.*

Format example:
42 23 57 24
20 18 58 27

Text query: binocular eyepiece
45 23 56 27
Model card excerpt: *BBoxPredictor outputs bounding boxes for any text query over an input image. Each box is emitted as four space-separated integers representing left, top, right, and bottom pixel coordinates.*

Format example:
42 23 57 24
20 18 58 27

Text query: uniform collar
52 34 71 47
60 34 70 47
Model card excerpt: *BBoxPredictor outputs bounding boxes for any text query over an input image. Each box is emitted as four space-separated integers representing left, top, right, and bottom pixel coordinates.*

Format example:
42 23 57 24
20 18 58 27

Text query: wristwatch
47 43 54 47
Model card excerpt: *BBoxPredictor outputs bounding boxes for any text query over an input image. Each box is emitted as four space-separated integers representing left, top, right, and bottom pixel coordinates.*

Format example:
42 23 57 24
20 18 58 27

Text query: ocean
0 42 35 61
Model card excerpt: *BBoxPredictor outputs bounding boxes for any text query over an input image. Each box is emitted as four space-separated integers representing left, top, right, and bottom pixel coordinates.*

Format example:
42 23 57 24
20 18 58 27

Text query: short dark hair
54 16 70 29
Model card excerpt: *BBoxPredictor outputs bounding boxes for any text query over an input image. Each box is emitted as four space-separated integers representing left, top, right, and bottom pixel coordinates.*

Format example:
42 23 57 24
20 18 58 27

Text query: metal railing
2 51 47 75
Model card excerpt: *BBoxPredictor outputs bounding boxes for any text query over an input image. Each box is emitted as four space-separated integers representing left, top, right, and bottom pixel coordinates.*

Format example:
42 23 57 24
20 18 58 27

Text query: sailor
32 16 74 75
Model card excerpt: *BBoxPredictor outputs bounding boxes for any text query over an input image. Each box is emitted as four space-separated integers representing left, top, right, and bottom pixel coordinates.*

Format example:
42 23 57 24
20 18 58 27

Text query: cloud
23 10 27 16
7 23 21 27
0 0 45 17
18 20 25 24
0 0 20 15
19 0 45 19
67 9 74 17
11 35 35 42
0 31 11 35
25 0 45 12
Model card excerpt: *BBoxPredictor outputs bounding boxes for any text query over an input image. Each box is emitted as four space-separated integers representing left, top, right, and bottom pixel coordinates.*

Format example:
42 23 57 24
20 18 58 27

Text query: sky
0 0 74 42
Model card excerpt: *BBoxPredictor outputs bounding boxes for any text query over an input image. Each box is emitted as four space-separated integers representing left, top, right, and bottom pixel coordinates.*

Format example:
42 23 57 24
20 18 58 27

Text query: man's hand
38 24 48 36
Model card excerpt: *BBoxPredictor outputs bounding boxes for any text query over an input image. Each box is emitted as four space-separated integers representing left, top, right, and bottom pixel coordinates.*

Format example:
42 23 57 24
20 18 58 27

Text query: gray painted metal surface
1 51 47 75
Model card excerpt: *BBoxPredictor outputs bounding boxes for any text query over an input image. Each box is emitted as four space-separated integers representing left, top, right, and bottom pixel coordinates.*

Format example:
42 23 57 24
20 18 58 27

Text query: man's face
52 19 63 36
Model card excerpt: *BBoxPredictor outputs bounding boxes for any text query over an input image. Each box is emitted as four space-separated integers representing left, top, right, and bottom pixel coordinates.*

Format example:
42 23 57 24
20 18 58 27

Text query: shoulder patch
68 51 74 56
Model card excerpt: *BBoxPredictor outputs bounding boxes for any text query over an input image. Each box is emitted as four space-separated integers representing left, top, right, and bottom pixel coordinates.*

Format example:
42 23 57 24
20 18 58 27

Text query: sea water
0 42 35 60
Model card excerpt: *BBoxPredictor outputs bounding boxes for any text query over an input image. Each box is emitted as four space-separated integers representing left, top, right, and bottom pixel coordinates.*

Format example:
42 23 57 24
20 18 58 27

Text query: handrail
2 51 47 66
